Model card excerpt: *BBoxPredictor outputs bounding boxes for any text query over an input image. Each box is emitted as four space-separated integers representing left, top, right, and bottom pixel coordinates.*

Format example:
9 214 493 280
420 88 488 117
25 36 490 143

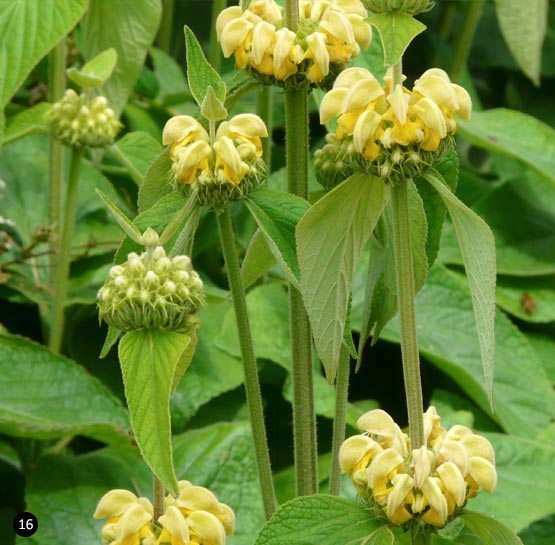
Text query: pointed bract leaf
241 228 277 289
297 174 390 382
184 26 226 106
245 188 310 292
458 511 523 545
67 47 118 89
368 12 426 66
96 189 143 243
118 329 192 494
201 86 228 122
254 494 387 545
99 326 122 359
425 170 496 408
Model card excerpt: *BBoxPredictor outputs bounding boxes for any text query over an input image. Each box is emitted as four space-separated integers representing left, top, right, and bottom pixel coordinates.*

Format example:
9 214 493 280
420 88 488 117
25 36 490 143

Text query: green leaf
297 174 389 382
493 0 548 85
119 329 192 494
170 301 244 430
254 494 387 545
96 189 143 244
80 0 162 115
173 423 265 545
110 131 163 185
0 334 128 443
1 102 51 146
138 147 173 213
382 264 555 437
245 188 310 291
241 228 277 289
426 170 496 409
0 0 89 106
67 47 118 88
150 47 189 102
184 25 226 106
159 191 198 245
458 109 555 189
368 12 426 66
201 85 228 122
468 434 555 533
496 275 555 323
459 511 523 544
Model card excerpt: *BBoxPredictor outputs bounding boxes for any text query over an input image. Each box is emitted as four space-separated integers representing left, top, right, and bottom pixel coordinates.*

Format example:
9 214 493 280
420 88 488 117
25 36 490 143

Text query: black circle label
13 512 38 537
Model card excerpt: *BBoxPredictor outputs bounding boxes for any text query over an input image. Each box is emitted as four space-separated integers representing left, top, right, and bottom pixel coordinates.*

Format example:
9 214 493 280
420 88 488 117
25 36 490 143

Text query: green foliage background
0 0 554 543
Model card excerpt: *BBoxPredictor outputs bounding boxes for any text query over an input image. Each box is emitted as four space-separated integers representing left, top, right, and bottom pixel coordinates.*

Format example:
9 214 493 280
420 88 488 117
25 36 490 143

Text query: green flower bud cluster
314 133 453 188
49 89 121 148
97 245 205 332
363 0 434 15
194 154 267 211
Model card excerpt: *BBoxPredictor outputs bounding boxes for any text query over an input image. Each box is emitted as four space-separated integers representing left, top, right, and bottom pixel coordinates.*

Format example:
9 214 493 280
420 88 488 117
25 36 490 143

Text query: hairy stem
209 0 227 73
47 39 66 327
328 346 350 495
49 147 84 353
216 207 277 519
153 475 165 524
450 0 484 83
392 181 424 449
285 86 318 496
257 86 273 170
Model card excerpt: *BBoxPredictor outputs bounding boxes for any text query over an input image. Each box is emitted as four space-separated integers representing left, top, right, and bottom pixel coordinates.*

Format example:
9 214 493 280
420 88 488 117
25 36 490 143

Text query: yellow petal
176 486 220 514
386 473 414 522
339 434 382 473
460 434 495 463
306 32 330 78
334 67 374 89
438 440 471 476
335 0 368 17
353 109 381 153
273 27 297 73
115 503 153 541
94 489 139 519
219 113 268 139
175 140 212 171
216 6 243 42
248 0 282 24
356 409 397 437
452 84 472 120
218 503 236 535
412 97 447 138
423 406 444 445
419 68 451 82
320 88 349 123
421 476 448 526
414 74 458 110
469 456 497 493
437 461 466 507
320 10 355 46
386 84 409 124
157 506 190 544
343 78 385 113
411 445 433 489
367 448 404 489
163 116 207 146
348 14 372 49
251 21 275 65
446 425 473 440
187 510 226 545
220 18 253 57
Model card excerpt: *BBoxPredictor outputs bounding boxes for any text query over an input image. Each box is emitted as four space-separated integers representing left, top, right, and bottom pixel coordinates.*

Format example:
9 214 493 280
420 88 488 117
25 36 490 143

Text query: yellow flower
273 27 302 81
386 474 415 525
366 447 404 501
187 511 227 545
94 490 155 545
304 32 330 82
216 114 268 157
157 506 190 545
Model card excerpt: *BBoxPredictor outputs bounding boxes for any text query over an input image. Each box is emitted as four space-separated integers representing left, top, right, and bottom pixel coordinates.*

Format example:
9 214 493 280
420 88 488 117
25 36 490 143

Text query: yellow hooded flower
386 473 415 525
304 32 330 82
339 434 384 486
157 506 190 545
273 27 302 81
187 511 227 545
216 114 268 157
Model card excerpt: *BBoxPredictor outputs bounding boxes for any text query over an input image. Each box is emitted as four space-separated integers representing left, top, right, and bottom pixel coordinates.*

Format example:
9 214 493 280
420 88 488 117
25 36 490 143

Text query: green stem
209 0 227 73
328 346 350 495
256 86 273 170
158 0 175 54
48 39 66 326
153 475 165 524
49 147 83 353
391 181 424 449
449 0 484 83
285 0 299 30
216 207 277 519
285 86 318 496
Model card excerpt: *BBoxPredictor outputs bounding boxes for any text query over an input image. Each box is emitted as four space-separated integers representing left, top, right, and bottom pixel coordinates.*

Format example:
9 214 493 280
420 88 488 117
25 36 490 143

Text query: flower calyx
49 89 121 148
97 234 205 332
315 66 471 187
339 407 497 530
217 0 372 90
162 113 267 211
